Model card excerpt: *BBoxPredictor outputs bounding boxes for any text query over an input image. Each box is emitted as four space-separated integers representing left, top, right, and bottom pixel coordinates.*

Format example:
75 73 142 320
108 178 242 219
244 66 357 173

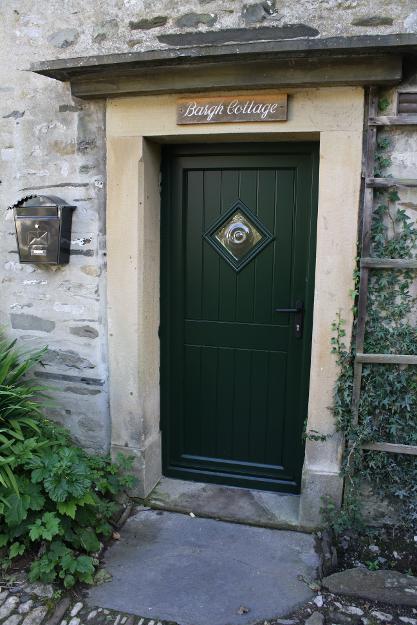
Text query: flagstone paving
1 556 417 625
86 509 319 625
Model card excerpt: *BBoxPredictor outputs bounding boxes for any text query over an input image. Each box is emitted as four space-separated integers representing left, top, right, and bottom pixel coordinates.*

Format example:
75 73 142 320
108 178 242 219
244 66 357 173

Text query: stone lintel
29 34 417 98
68 55 402 99
31 33 417 80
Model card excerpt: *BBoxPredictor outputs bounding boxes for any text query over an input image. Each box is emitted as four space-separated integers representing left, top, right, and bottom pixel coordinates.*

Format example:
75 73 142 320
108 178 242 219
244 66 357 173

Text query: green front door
161 143 319 493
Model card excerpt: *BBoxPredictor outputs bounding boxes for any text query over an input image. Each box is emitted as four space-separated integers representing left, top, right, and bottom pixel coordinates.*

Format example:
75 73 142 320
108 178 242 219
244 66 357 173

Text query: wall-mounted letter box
12 195 75 265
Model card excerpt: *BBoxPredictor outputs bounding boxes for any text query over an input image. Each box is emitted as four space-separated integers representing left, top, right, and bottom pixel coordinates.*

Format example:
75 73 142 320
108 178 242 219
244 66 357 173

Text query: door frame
160 142 319 493
105 87 364 528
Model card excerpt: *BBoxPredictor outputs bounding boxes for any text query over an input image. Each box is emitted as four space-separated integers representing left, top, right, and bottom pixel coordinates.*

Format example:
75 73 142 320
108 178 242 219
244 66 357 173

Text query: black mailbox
12 195 75 265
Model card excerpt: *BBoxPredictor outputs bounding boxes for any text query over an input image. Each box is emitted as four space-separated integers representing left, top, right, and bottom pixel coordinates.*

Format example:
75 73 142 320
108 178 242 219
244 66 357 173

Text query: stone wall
1 0 417 453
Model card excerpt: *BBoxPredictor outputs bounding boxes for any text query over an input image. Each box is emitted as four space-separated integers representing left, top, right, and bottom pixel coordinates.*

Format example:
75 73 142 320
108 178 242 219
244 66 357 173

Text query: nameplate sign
177 94 287 125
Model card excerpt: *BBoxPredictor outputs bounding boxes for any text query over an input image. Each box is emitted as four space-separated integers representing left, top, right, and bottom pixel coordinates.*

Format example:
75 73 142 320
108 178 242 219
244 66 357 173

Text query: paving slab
147 477 300 530
322 568 417 606
87 509 318 625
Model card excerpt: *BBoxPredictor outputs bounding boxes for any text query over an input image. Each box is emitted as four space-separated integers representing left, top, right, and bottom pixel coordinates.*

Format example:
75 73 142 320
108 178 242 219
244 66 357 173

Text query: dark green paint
161 143 319 493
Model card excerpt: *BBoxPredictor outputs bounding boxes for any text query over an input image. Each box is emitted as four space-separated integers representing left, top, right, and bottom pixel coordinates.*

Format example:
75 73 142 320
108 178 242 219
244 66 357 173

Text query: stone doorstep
145 476 301 530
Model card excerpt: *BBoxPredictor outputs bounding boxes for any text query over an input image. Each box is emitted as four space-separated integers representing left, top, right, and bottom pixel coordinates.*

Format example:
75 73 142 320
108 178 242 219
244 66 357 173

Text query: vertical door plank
219 170 239 320
232 349 252 461
185 171 204 319
200 346 219 458
248 350 269 463
183 345 202 456
254 169 276 324
273 170 295 326
265 351 287 465
216 348 235 459
236 169 257 323
202 170 222 320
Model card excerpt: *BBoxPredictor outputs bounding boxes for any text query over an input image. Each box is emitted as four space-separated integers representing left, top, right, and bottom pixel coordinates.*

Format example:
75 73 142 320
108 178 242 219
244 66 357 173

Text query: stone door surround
106 87 363 529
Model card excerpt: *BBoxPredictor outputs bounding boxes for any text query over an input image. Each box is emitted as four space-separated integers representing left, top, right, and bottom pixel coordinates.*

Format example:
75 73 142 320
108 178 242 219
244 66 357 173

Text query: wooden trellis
352 86 417 456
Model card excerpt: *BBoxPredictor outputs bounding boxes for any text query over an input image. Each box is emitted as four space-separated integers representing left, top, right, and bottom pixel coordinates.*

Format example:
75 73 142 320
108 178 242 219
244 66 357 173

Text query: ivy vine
329 132 417 531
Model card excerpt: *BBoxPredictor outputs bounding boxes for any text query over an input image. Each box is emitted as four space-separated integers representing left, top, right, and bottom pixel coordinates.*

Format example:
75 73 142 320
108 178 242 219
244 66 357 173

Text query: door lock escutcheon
274 300 304 339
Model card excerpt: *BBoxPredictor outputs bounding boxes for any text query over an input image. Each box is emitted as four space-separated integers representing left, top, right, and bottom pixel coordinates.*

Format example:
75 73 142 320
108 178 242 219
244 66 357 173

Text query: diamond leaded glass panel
203 199 274 271
214 210 262 261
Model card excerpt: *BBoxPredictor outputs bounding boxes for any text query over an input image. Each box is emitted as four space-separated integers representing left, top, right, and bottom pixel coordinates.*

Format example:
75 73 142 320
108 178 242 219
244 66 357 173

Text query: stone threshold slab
146 476 301 530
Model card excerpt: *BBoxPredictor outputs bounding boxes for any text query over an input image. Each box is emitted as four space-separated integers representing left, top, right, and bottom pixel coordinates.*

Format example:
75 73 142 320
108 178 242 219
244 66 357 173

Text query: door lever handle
274 300 304 339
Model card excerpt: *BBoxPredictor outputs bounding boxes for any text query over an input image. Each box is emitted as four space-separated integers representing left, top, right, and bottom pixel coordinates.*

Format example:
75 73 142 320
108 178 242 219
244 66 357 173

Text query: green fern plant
0 332 46 492
0 332 136 588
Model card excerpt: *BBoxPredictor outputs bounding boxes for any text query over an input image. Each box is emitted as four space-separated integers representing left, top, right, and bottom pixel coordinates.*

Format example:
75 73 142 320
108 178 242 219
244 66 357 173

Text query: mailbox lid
15 206 59 217
14 195 75 216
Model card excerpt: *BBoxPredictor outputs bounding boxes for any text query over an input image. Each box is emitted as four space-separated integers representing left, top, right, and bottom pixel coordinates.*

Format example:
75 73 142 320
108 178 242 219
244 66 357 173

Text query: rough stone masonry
1 0 417 453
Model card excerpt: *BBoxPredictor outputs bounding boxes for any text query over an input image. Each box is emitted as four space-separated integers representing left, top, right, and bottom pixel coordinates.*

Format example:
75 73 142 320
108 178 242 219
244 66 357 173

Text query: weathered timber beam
369 115 417 125
366 177 417 188
356 353 417 365
351 88 379 427
360 257 417 269
362 442 417 455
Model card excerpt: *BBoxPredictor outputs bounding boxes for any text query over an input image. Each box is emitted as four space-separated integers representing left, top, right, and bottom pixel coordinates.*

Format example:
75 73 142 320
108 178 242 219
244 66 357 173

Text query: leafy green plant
321 494 364 535
378 96 390 113
0 332 135 588
0 335 47 492
29 540 96 588
365 559 381 571
374 137 392 177
329 135 417 532
303 428 328 442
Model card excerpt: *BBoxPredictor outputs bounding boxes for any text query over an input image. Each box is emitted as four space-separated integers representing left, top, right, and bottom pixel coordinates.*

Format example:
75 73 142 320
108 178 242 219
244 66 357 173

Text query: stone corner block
298 469 343 530
111 432 162 499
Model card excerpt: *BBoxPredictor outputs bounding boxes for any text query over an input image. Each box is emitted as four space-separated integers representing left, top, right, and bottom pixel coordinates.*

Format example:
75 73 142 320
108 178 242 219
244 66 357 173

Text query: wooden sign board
177 94 287 125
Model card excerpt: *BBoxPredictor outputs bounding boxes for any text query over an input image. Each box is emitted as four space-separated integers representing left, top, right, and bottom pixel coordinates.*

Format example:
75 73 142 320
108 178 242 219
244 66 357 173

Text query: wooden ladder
352 86 417 456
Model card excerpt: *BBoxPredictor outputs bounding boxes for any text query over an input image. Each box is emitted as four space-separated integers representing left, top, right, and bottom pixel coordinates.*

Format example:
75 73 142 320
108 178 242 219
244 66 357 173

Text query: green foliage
374 137 392 177
303 429 328 442
0 332 135 588
0 334 47 492
321 493 364 535
378 96 390 112
29 512 61 541
365 559 381 571
28 540 96 588
9 542 25 559
330 136 417 532
30 448 92 502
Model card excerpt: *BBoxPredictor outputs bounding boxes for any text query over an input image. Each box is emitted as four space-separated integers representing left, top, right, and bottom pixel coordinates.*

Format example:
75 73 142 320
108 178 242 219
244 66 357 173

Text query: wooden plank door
161 143 319 493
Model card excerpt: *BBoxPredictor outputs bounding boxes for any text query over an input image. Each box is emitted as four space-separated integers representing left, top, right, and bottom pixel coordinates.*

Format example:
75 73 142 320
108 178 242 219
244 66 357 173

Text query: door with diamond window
161 143 319 493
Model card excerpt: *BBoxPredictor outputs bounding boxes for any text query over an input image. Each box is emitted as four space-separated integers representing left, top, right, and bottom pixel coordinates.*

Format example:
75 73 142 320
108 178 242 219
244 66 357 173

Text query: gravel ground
2 577 417 625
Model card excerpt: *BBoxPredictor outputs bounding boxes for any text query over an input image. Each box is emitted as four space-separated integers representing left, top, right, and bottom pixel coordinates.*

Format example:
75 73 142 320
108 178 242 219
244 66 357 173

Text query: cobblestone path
1 578 417 625
0 584 177 625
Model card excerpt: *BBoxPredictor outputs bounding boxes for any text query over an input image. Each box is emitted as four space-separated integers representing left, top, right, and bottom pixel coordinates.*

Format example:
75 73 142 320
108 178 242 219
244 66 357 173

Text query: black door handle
274 300 304 339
